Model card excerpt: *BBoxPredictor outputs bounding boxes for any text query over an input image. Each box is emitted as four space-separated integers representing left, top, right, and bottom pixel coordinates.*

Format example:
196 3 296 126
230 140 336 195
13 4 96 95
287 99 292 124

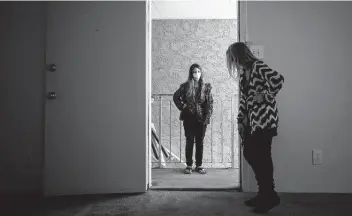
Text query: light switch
250 45 264 59
312 149 323 165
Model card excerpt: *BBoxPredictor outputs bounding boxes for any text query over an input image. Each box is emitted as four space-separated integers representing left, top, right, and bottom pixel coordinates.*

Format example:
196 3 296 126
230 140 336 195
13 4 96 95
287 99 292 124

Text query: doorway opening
148 0 241 190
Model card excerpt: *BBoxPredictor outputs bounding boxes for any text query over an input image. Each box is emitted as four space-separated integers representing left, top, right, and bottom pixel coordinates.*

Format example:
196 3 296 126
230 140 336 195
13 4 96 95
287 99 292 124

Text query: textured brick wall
152 19 239 168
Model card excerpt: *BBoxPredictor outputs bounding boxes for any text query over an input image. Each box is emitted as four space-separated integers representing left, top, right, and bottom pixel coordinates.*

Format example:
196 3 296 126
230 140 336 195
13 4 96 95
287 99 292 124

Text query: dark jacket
238 60 284 135
173 82 214 124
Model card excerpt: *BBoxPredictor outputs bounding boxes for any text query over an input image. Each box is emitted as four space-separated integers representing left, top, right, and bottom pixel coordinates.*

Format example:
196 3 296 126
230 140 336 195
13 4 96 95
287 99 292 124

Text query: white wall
152 0 237 19
0 2 46 193
240 1 352 193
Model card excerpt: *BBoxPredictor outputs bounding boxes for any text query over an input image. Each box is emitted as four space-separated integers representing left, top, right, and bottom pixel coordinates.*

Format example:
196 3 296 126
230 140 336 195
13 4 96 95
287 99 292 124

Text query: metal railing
151 93 239 169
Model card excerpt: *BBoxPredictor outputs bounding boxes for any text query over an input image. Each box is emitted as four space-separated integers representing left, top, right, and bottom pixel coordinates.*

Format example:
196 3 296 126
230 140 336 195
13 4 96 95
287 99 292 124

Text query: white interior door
44 1 148 196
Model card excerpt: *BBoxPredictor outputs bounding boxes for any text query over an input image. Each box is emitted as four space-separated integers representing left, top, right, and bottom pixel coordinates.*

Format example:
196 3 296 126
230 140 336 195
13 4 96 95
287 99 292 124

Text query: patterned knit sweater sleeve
204 83 214 124
237 91 247 125
254 61 284 103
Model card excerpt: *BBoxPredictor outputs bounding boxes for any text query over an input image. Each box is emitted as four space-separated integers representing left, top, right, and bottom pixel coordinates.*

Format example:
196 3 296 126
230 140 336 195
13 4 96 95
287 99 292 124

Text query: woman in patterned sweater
173 63 214 174
226 42 284 214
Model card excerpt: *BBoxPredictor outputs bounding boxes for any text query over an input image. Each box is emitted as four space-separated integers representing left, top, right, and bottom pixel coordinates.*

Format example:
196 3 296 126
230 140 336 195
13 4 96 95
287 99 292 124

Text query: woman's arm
204 83 214 124
173 84 186 111
237 92 247 125
254 61 284 103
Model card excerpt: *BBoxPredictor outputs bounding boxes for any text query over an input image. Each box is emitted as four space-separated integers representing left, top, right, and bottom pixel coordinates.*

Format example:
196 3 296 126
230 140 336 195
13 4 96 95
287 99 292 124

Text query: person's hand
203 116 210 126
254 93 265 103
238 123 245 137
238 123 246 147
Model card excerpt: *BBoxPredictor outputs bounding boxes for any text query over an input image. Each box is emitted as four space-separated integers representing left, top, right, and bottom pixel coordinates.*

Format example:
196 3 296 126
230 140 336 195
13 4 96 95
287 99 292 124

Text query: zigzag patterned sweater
237 60 284 135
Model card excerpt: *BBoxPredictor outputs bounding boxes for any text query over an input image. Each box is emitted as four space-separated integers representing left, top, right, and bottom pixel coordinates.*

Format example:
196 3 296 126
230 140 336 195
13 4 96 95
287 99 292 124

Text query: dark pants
243 129 277 196
183 114 207 167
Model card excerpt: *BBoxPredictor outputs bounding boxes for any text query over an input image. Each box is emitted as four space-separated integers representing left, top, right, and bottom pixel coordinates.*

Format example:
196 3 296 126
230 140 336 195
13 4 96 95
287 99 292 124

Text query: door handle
47 64 57 72
47 92 57 100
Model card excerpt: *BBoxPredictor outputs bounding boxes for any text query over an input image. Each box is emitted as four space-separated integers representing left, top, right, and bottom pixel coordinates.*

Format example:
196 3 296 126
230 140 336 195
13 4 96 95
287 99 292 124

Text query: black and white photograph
1 0 351 215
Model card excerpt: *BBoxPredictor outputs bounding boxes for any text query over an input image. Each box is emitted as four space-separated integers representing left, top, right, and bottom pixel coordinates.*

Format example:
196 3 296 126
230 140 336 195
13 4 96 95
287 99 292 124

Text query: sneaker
184 166 192 174
195 166 207 174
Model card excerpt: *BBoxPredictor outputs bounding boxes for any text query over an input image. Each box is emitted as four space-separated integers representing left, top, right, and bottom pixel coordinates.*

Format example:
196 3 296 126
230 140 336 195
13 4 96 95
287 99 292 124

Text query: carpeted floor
2 191 352 216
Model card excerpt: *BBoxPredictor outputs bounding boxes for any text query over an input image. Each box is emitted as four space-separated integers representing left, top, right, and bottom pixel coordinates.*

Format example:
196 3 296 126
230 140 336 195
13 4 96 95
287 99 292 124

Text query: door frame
237 0 243 192
146 0 152 189
145 0 244 191
237 0 252 193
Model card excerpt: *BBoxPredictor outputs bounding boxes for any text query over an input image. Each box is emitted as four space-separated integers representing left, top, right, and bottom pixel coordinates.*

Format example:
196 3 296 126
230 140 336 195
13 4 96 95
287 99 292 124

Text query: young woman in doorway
173 63 214 175
226 42 284 214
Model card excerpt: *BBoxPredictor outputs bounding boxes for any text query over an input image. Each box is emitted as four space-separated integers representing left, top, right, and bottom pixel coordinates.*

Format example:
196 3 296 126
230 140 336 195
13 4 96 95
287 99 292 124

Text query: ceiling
151 0 238 19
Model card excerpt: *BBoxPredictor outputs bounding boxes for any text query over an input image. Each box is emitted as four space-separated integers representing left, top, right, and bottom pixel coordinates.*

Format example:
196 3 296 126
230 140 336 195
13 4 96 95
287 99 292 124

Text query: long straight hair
226 42 258 79
185 63 205 101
